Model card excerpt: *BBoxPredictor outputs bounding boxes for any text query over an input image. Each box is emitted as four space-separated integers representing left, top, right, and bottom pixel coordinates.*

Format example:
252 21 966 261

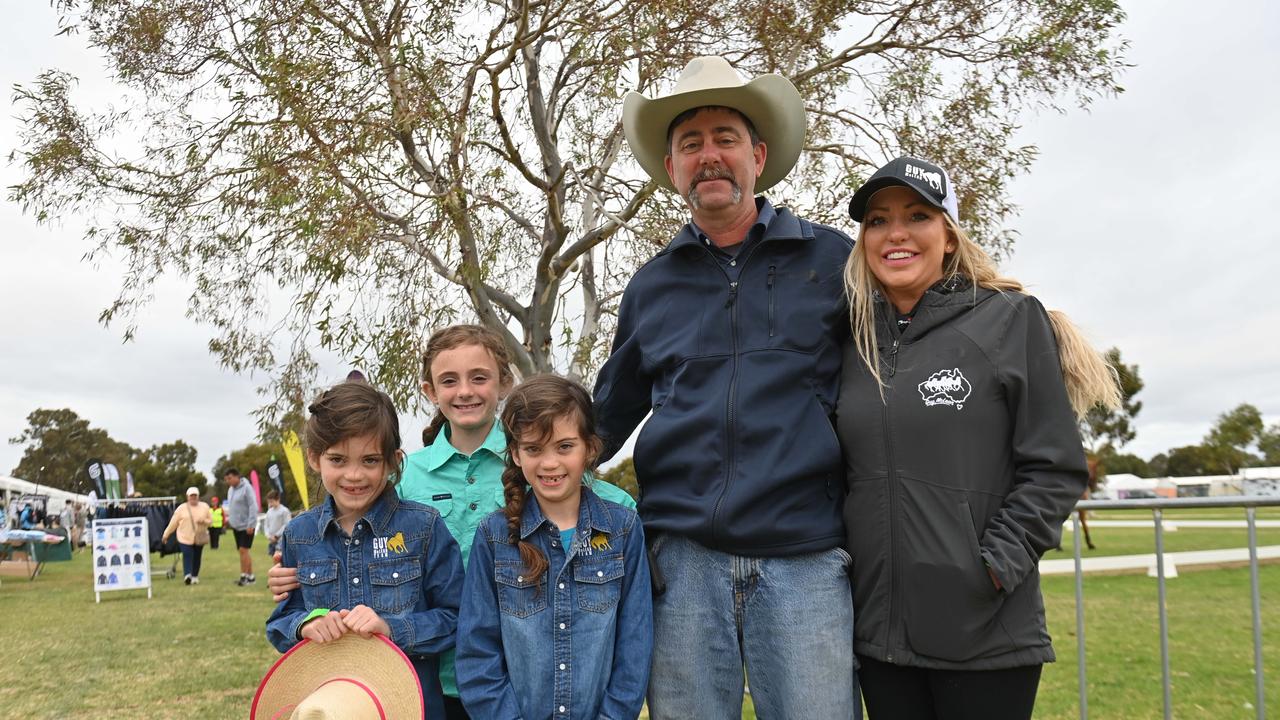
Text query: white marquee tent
1 475 93 514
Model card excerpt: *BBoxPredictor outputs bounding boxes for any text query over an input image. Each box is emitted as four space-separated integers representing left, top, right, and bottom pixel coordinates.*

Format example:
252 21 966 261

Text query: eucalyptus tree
13 0 1128 428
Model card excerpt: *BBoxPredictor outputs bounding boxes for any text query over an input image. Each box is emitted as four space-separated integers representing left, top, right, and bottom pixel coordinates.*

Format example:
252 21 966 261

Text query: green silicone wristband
303 608 331 624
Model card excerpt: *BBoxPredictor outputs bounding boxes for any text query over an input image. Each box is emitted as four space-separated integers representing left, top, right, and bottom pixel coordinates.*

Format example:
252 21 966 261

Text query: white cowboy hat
250 634 423 720
622 56 806 194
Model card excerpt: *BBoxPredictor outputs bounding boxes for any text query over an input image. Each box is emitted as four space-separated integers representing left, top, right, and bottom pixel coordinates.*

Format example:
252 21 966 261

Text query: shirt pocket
574 552 625 614
423 493 455 519
369 557 423 614
495 559 547 619
298 558 341 610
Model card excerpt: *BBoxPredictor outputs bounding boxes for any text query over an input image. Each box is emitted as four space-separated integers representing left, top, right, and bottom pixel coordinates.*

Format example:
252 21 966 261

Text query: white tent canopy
1 475 93 513
1095 473 1158 499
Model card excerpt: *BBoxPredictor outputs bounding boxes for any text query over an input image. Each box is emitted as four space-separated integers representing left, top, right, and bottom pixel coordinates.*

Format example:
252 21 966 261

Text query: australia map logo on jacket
918 368 972 410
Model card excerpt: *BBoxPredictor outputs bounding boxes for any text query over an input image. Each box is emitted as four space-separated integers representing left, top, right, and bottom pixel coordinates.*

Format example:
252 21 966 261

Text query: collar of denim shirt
421 419 507 472
517 485 616 542
315 485 402 536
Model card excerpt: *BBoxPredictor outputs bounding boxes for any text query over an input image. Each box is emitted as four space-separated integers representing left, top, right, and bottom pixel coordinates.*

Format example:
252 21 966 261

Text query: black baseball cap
848 156 959 224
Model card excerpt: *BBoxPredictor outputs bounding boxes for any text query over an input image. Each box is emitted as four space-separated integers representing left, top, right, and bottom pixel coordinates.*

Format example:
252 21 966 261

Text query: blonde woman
837 157 1120 720
161 487 213 584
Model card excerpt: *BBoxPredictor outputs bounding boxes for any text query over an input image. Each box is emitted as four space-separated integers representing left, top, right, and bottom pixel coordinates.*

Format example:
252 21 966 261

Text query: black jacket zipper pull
725 281 739 308
888 339 900 377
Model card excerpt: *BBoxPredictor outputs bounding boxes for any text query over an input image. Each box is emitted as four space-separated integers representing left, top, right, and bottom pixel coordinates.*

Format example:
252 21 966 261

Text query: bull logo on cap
905 163 944 194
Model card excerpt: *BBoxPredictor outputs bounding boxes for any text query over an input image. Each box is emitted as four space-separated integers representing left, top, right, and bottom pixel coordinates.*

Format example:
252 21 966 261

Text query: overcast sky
3 1 1278 482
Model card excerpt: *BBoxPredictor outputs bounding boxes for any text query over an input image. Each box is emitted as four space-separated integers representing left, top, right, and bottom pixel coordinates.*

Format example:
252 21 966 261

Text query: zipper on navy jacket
709 241 768 546
766 265 776 337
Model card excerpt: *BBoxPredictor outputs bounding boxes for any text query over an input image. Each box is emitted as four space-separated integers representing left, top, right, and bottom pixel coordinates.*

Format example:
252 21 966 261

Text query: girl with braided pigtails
456 375 653 720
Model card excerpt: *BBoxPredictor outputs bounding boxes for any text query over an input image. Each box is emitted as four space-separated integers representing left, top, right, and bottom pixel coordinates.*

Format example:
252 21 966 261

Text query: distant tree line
1077 349 1279 478
7 408 303 506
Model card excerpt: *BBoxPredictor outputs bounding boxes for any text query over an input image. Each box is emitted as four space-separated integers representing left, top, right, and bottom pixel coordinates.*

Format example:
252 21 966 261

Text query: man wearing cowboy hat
594 56 858 719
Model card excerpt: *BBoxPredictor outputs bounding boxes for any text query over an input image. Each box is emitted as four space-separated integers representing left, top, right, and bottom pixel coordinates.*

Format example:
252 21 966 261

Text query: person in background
60 502 74 542
19 503 36 530
73 502 87 549
838 156 1121 719
161 487 213 585
263 490 291 557
208 496 225 550
224 468 258 586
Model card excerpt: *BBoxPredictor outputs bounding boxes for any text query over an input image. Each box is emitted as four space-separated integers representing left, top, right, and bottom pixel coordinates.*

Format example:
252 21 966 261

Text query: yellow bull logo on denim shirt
373 531 408 558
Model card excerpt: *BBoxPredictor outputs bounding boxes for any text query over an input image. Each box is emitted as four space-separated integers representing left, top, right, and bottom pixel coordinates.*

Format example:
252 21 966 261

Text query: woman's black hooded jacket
837 278 1087 670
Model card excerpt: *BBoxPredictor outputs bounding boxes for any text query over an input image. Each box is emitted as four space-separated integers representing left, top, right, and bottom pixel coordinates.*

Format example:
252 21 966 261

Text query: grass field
1037 565 1279 719
0 528 1275 719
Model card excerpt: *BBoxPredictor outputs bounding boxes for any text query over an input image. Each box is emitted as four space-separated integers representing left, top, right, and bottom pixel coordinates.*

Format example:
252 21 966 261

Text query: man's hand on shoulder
269 551 300 602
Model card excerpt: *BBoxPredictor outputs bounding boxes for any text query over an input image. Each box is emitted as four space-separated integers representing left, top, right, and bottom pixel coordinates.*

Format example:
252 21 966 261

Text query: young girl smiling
456 375 653 720
265 381 465 718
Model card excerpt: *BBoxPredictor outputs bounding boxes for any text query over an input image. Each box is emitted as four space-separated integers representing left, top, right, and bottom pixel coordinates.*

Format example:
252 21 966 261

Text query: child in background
456 375 652 719
262 490 291 557
265 381 464 719
269 324 636 720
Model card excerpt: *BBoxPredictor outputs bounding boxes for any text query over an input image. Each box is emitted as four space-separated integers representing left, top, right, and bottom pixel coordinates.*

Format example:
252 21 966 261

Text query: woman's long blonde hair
843 212 1121 418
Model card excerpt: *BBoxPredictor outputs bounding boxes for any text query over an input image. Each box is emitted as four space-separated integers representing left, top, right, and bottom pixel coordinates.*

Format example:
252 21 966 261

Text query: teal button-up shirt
398 419 636 697
399 421 509 569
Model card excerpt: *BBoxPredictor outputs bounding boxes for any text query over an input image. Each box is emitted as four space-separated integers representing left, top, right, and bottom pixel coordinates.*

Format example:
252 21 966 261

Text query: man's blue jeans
647 534 860 719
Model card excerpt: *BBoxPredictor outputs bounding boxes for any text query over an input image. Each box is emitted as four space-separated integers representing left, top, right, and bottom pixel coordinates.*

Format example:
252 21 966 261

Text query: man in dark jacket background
594 56 858 719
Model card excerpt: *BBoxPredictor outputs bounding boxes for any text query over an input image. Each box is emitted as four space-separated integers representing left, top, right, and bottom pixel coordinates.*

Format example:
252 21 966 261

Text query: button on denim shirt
265 488 464 716
456 486 653 720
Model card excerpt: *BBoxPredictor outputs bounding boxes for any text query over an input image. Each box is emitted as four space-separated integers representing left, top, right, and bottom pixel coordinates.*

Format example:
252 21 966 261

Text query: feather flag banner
103 464 122 500
249 470 263 512
266 457 285 498
86 459 105 497
282 431 309 510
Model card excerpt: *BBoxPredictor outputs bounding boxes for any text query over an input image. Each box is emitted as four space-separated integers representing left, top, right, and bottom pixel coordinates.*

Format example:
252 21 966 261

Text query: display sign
91 517 152 602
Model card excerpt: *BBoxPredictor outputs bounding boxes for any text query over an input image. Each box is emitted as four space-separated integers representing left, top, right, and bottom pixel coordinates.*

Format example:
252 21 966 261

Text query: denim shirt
456 487 653 720
265 488 464 716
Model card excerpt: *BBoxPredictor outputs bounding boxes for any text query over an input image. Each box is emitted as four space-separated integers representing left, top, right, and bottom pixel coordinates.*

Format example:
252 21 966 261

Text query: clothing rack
92 496 178 506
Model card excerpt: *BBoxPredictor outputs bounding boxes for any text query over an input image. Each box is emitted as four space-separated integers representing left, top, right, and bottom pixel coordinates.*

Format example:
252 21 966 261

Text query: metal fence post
1153 508 1173 720
1067 495 1279 720
1247 507 1266 719
1073 512 1089 720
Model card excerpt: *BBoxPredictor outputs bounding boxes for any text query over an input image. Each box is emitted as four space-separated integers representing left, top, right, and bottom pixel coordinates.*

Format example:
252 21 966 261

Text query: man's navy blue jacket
594 199 854 556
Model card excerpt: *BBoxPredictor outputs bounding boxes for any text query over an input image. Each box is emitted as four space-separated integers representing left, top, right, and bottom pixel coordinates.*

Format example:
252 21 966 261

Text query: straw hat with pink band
251 634 423 720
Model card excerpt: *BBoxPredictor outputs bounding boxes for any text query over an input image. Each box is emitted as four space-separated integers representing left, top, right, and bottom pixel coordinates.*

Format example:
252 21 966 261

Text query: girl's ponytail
502 464 548 584
422 411 448 446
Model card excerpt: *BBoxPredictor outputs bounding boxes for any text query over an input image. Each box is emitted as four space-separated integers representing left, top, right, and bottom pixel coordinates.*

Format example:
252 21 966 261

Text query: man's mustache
687 167 742 209
688 167 739 193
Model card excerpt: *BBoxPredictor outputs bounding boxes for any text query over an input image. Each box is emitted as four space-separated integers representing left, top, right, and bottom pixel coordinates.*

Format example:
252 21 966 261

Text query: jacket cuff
385 614 413 649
